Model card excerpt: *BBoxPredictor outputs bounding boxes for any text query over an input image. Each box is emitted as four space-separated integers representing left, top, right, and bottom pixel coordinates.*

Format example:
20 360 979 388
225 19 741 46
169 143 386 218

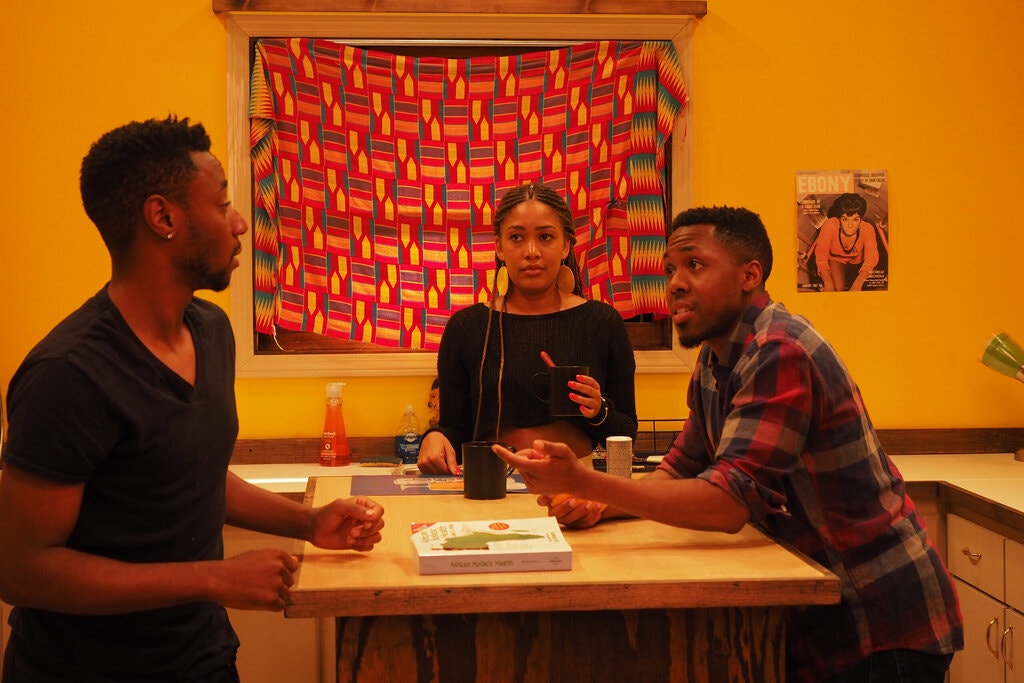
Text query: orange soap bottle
319 382 351 466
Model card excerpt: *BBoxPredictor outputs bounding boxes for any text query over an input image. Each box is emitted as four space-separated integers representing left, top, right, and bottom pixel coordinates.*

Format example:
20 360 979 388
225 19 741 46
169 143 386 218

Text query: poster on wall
796 169 889 293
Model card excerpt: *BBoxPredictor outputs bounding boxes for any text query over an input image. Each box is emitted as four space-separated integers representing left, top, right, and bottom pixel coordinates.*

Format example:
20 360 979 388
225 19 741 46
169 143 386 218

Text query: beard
674 305 743 350
175 213 238 292
202 267 233 293
182 247 235 292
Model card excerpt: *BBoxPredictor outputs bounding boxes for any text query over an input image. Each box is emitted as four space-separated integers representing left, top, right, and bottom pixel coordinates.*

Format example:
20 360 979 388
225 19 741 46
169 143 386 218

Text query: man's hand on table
309 496 385 552
494 440 607 529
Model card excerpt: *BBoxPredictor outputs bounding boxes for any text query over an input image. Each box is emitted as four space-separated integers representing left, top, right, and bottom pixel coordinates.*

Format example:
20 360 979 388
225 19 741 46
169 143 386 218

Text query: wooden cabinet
952 579 1007 682
1007 608 1023 683
1006 538 1023 683
948 514 1021 683
222 526 330 683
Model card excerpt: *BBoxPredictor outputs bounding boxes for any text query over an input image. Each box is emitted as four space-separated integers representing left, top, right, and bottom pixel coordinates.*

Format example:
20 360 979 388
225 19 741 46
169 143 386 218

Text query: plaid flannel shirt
659 292 962 681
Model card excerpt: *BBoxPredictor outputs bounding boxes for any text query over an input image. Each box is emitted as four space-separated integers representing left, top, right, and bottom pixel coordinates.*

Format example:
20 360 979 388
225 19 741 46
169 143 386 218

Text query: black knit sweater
430 300 638 457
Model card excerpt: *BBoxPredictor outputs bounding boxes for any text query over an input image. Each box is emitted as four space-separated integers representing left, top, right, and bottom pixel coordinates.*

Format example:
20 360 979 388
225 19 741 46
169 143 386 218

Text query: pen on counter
540 351 556 368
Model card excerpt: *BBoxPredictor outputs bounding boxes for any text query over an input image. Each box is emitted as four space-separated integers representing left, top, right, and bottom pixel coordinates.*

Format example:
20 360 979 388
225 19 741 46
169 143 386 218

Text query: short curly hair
79 115 211 256
669 206 774 284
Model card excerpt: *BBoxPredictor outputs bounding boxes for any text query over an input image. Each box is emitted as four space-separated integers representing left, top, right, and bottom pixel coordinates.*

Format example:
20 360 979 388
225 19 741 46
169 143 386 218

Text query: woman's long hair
472 181 583 441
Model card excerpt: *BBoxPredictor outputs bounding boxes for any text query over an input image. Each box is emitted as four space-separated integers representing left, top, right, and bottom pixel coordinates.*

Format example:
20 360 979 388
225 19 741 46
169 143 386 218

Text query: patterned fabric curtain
250 39 687 350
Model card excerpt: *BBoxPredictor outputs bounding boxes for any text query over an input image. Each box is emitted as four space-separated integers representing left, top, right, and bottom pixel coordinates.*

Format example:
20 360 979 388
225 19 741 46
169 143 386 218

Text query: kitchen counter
286 475 839 682
227 452 1023 683
894 453 1024 493
231 452 1024 514
289 476 839 618
890 453 1024 536
230 462 401 499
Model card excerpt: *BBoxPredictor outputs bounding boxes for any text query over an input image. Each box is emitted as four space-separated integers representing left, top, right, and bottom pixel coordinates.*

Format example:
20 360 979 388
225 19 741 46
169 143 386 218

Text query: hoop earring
556 263 576 293
495 264 509 297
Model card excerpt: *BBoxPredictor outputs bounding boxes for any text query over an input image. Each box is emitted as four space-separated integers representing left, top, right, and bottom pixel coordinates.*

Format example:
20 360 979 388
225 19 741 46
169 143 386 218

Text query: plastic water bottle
395 404 422 464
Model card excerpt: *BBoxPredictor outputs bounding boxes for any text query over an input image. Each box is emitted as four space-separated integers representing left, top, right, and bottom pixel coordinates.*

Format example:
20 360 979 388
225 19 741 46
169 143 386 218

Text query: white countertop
891 452 1024 513
231 452 1024 514
230 462 408 494
892 453 1024 483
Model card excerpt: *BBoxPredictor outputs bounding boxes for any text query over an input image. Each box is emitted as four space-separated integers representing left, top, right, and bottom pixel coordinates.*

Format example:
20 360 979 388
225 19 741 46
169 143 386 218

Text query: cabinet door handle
987 617 1001 658
1003 625 1014 670
961 547 983 562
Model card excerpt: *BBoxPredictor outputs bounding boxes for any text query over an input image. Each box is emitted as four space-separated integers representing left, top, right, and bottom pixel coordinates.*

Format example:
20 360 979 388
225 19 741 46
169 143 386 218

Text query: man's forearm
581 469 751 533
224 471 313 541
1 546 225 615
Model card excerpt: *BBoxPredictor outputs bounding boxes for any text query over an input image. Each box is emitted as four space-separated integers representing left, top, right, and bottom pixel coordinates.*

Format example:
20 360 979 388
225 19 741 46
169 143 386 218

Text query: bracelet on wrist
587 396 610 426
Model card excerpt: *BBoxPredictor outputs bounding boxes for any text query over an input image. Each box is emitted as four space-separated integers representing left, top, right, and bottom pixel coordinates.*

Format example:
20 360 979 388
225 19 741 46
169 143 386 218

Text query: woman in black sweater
417 182 638 474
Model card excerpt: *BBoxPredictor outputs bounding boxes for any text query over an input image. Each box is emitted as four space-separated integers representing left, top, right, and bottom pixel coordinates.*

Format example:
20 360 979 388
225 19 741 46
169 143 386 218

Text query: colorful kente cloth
250 39 687 349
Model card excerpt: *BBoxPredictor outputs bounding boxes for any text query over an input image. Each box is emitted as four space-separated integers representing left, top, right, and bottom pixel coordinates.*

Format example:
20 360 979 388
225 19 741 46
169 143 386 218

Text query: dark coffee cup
462 441 515 500
532 365 589 418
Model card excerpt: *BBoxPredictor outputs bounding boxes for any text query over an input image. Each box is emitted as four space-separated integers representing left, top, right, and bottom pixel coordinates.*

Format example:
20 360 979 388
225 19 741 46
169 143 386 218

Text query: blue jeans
823 649 954 683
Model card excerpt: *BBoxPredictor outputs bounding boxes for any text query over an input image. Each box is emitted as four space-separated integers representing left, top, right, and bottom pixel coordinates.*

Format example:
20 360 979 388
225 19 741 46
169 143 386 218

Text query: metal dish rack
592 417 686 472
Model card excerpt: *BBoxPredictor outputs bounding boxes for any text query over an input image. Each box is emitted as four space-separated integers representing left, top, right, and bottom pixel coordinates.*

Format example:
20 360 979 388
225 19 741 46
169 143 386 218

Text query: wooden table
287 476 839 682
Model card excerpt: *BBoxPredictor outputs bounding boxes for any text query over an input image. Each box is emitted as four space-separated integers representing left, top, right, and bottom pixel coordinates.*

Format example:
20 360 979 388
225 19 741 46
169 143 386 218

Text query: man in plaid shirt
498 206 962 682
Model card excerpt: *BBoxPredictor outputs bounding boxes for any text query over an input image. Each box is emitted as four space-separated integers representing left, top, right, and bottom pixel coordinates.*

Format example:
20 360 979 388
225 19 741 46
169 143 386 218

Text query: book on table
409 516 572 575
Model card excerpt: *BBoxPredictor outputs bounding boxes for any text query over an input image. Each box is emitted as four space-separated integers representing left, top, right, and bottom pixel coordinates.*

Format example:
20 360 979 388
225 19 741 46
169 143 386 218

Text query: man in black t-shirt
0 116 386 682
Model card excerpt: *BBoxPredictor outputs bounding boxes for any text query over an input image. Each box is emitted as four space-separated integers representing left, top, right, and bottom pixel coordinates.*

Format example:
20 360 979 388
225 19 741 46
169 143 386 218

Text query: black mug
532 365 588 418
462 441 515 500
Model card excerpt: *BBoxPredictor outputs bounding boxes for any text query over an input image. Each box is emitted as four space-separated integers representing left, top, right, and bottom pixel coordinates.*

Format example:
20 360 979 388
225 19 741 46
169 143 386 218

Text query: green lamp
982 332 1024 384
982 332 1024 462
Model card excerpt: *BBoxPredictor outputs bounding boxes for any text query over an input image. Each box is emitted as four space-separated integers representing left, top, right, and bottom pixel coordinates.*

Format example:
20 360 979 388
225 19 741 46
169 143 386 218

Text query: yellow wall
4 1 1024 441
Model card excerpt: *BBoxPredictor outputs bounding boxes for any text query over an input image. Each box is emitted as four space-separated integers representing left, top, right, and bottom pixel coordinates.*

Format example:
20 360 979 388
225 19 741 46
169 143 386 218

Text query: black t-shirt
4 286 239 681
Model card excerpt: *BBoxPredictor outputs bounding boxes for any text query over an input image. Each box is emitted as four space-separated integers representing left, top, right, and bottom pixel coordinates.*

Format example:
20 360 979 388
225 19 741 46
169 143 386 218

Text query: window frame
225 11 698 378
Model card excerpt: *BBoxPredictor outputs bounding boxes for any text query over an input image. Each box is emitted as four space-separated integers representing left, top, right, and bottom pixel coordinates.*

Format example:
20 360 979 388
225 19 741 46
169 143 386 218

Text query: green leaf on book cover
442 532 543 550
